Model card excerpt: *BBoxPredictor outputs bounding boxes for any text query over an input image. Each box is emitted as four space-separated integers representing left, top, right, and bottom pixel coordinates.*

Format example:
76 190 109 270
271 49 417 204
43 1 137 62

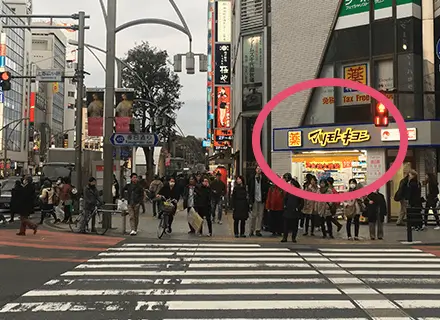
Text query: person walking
248 166 269 237
210 171 226 224
60 177 73 223
16 176 38 236
326 177 343 232
231 175 249 238
343 179 363 240
407 170 423 231
149 175 163 217
266 177 284 236
423 173 440 229
157 177 180 233
303 175 318 236
365 189 387 240
122 173 144 235
183 176 197 234
317 178 334 239
112 174 120 205
281 173 303 243
395 170 410 226
39 180 60 224
8 180 23 223
81 177 101 233
195 177 213 236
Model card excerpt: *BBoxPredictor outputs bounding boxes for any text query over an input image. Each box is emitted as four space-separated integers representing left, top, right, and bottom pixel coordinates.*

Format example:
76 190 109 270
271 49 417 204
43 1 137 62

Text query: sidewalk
44 202 440 245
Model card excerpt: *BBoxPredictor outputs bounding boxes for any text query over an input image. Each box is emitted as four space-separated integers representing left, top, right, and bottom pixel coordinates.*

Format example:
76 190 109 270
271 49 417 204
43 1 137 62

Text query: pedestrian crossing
1 243 440 319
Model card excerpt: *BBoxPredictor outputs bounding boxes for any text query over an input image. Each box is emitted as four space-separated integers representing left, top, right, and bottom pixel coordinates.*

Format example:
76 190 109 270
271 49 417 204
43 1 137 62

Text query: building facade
0 0 32 176
230 0 271 180
265 0 435 219
31 25 67 147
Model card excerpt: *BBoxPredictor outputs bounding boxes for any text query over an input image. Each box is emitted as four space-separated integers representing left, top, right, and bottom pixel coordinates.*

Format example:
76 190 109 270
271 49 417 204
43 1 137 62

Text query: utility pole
75 11 86 194
103 0 117 229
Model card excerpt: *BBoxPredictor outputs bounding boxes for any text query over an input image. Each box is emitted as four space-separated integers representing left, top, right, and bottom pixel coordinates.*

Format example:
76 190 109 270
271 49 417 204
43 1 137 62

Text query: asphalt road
0 237 439 320
0 222 124 314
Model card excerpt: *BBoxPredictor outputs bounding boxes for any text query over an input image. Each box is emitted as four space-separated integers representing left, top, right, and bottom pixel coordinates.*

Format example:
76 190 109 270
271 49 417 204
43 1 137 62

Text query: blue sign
112 147 131 160
0 56 5 68
110 133 159 147
202 140 211 147
0 88 4 103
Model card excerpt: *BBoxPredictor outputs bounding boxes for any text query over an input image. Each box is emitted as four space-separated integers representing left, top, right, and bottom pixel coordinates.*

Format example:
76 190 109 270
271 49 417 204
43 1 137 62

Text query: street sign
110 133 159 147
36 69 63 82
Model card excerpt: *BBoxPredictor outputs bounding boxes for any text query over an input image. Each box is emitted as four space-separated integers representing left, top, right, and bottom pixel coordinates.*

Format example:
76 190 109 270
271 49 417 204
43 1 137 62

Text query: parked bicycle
157 197 177 239
69 204 117 235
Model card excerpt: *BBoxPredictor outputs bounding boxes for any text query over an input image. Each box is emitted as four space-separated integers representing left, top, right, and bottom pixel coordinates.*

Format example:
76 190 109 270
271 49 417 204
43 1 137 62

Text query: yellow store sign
308 128 370 147
288 131 302 147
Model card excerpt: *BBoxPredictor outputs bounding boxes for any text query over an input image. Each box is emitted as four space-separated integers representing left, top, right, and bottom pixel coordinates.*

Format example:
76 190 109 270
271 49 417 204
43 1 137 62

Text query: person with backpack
39 180 60 224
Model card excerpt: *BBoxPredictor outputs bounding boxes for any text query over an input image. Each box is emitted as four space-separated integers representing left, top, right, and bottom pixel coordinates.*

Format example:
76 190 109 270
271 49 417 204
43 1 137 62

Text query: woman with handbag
343 179 364 240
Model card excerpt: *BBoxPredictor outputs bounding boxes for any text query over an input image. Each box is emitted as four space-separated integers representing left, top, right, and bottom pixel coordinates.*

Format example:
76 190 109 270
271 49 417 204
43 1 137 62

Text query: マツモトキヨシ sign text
308 128 371 147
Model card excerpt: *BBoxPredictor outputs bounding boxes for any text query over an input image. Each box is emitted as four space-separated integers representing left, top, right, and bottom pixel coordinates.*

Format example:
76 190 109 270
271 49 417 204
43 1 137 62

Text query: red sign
115 117 131 133
87 117 103 137
95 165 116 172
29 92 35 123
215 86 231 129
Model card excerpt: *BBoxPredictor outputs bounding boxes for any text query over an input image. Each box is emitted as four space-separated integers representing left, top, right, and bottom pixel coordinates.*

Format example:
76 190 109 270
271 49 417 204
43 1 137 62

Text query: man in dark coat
365 190 387 240
281 173 304 243
247 166 269 236
122 173 144 235
210 172 226 224
17 176 38 235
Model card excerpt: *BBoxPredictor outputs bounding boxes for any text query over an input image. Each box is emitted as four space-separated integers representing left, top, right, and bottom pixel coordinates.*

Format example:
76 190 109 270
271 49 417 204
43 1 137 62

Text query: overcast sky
33 0 207 138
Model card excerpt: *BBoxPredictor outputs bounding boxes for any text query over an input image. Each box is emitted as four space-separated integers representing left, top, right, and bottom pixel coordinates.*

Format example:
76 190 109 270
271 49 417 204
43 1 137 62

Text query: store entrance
386 149 415 221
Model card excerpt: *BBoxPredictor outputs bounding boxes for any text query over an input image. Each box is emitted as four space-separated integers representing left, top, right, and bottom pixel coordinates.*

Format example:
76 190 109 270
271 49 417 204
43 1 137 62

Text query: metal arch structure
115 18 192 50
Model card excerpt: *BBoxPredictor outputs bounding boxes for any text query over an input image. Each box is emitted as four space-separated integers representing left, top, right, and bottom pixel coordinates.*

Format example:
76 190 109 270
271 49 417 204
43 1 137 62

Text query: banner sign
215 86 231 129
207 0 216 141
215 43 231 85
243 34 263 85
86 88 104 137
115 88 134 133
216 0 232 42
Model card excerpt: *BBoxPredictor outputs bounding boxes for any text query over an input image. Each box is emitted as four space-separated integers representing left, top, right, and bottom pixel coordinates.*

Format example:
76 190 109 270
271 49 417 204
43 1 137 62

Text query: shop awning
292 152 362 163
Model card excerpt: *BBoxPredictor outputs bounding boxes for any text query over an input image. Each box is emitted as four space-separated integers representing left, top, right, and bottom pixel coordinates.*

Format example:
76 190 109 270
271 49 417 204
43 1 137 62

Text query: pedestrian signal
374 102 389 127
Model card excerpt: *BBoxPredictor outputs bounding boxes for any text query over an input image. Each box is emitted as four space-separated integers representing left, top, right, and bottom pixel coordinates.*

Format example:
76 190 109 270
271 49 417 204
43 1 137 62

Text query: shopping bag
187 207 203 231
55 205 64 220
117 199 128 212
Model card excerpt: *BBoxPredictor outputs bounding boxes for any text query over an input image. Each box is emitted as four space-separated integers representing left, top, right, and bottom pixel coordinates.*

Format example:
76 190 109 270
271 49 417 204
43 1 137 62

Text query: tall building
231 0 437 219
0 0 32 176
31 24 67 149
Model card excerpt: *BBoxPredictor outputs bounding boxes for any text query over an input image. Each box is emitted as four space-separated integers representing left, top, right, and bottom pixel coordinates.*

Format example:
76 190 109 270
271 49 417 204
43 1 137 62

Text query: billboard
215 86 231 129
115 89 134 133
86 88 104 137
214 43 231 85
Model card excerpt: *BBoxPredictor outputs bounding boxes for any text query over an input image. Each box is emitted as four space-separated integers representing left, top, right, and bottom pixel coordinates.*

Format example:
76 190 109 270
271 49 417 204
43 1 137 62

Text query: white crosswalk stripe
1 243 440 319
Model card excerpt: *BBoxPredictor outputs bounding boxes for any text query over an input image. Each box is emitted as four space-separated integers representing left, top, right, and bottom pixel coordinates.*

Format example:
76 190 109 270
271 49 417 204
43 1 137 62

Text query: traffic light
374 102 389 127
0 71 11 91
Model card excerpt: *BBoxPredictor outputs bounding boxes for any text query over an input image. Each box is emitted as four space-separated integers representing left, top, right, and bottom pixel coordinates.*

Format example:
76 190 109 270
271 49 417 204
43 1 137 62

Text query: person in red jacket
266 179 284 236
326 177 343 232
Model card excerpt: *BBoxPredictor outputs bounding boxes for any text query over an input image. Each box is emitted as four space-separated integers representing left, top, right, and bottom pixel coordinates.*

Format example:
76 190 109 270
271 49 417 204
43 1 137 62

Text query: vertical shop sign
215 86 231 129
340 62 370 106
207 0 215 141
213 0 232 145
114 88 134 133
216 0 232 42
0 32 6 69
214 43 231 85
86 88 104 137
242 34 263 85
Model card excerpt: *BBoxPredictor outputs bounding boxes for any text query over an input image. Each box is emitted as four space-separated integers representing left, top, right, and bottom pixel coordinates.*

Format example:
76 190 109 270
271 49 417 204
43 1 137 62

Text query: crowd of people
5 165 438 240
